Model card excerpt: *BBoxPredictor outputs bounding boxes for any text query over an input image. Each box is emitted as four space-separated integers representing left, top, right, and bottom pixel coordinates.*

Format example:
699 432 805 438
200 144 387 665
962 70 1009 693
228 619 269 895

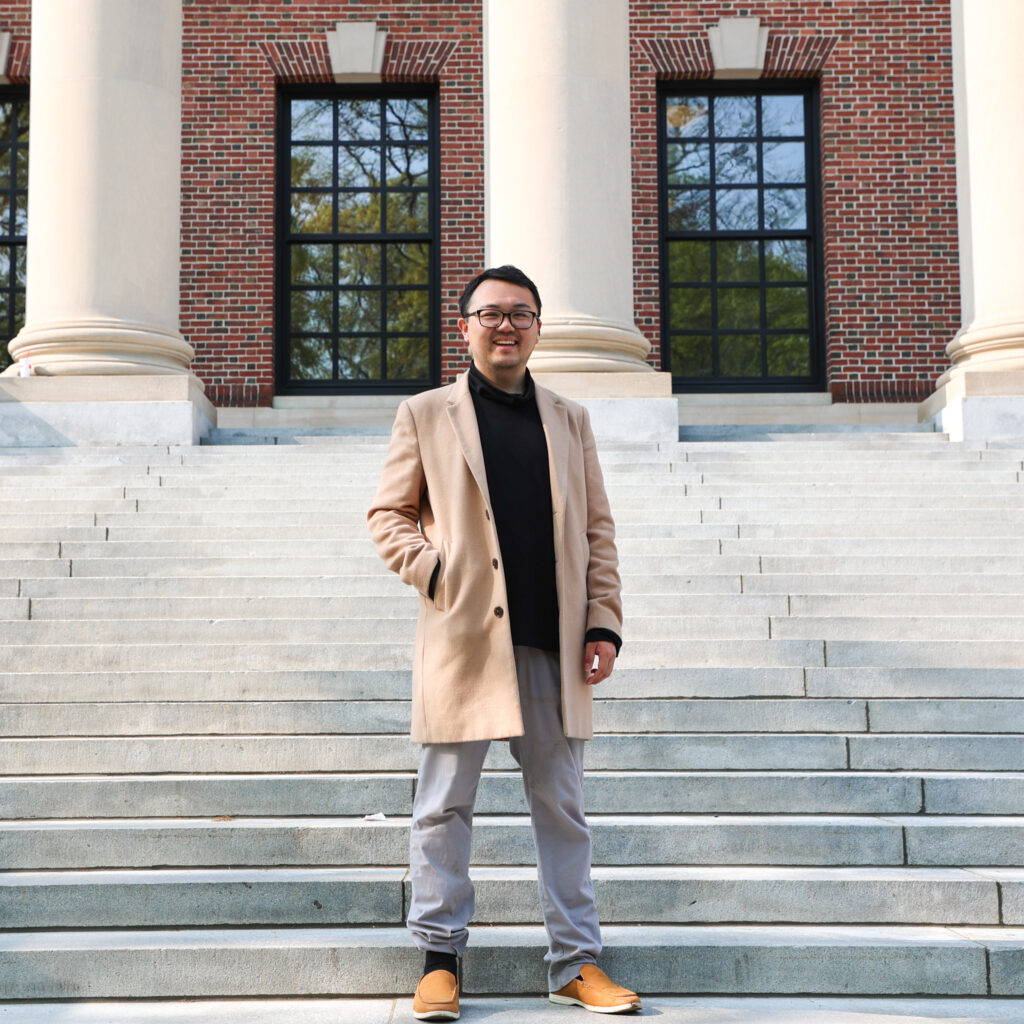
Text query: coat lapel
534 382 570 558
445 371 493 508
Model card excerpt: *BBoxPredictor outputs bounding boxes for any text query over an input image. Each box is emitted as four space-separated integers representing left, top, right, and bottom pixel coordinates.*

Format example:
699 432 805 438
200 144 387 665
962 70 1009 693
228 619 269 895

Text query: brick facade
2 0 960 404
631 0 960 402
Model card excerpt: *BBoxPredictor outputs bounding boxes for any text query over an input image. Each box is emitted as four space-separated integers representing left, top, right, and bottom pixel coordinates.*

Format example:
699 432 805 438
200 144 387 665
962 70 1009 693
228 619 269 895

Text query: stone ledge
0 376 216 447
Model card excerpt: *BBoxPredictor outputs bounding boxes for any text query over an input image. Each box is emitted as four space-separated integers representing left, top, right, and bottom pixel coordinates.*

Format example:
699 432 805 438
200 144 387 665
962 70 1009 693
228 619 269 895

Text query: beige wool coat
367 370 622 743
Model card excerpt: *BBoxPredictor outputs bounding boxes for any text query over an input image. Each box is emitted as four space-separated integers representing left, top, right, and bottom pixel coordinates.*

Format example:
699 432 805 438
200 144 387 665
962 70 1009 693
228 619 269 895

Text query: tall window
0 89 27 371
660 84 824 390
277 88 439 392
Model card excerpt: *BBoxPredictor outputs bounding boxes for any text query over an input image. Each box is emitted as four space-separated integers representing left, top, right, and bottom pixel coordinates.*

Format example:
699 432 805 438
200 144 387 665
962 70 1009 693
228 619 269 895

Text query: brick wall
630 0 960 402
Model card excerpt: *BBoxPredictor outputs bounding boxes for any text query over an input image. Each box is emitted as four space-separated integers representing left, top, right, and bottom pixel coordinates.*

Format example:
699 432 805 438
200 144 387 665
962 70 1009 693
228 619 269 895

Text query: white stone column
483 0 658 378
6 0 193 375
923 0 1024 438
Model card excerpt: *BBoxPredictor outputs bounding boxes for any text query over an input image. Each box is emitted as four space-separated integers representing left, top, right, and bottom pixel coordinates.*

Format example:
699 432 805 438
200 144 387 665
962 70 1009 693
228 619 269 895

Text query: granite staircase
2 433 1024 1003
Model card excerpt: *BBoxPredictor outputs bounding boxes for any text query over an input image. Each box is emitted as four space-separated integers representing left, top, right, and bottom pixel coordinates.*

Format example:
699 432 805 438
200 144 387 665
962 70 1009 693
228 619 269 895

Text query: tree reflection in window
0 91 27 371
282 92 436 388
662 87 819 386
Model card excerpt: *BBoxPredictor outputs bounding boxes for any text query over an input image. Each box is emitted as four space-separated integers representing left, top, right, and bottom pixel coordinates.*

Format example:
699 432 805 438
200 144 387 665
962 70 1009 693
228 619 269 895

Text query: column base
0 375 216 447
532 370 677 444
919 371 1024 442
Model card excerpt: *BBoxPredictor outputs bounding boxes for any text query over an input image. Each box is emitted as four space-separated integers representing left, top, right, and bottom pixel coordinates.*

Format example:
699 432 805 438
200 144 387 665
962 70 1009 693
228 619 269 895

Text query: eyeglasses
466 307 539 329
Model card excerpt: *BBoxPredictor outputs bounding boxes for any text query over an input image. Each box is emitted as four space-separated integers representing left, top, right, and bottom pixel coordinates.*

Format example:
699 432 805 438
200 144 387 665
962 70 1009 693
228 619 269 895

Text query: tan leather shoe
412 968 460 1021
549 963 642 1014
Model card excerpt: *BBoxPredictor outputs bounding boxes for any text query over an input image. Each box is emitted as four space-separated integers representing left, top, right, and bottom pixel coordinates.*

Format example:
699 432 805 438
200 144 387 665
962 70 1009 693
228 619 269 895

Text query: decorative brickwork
764 34 839 77
642 37 712 79
0 6 30 84
630 0 960 401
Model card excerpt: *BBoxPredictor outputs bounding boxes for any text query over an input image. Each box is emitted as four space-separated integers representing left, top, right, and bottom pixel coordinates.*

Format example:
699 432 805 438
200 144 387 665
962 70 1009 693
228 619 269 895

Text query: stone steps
1 435 1022 1001
1 866 1017 928
4 815 1022 868
2 771 1023 817
1 924 1018 999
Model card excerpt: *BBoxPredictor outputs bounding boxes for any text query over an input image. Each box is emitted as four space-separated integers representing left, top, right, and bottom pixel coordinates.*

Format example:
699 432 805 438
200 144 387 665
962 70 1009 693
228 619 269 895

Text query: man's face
458 279 541 390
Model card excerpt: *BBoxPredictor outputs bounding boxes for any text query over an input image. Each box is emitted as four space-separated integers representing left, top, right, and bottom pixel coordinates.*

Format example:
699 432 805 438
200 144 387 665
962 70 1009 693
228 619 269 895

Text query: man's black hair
458 265 542 317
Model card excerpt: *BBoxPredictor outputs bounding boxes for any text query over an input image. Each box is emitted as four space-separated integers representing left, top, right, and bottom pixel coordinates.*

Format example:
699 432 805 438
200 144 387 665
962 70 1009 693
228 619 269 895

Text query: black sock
424 951 458 977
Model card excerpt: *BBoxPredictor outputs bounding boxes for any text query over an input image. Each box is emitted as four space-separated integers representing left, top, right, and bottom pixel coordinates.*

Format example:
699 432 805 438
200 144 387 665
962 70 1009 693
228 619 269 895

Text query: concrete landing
2 998 1024 1024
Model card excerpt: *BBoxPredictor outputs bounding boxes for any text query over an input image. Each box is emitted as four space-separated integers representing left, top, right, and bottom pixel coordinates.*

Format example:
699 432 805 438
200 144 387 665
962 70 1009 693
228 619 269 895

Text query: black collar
468 363 536 407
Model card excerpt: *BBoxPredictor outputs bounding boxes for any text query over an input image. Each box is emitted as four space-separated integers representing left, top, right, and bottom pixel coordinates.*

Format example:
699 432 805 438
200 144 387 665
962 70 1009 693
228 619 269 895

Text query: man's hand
584 640 616 685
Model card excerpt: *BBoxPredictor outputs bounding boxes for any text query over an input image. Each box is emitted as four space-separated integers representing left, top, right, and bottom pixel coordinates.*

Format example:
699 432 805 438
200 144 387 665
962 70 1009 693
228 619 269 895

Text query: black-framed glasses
466 307 539 329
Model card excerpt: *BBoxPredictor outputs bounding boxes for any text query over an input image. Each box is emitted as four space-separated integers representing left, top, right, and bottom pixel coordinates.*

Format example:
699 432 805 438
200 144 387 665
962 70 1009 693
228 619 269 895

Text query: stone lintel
0 375 216 447
0 31 10 82
326 21 387 82
708 17 769 79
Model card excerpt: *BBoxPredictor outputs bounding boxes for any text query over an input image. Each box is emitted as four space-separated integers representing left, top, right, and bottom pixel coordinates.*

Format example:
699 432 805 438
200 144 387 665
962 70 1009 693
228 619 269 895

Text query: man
367 265 641 1019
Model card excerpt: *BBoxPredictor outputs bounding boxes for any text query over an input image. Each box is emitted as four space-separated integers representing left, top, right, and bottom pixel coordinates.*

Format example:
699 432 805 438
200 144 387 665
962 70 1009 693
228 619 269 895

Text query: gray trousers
407 645 602 991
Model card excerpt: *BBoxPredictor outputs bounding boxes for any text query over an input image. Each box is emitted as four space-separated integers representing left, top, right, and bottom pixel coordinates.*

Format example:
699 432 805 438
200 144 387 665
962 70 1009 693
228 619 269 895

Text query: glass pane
14 146 27 189
0 104 11 141
667 189 710 231
767 334 811 376
292 99 333 141
16 104 28 142
764 188 807 230
665 97 709 138
667 240 711 283
719 334 761 377
338 99 382 141
338 243 382 286
766 286 809 329
667 142 710 185
386 145 429 188
718 287 760 330
715 142 757 184
713 95 757 137
339 146 380 188
0 288 7 324
387 98 429 141
290 336 333 380
338 191 381 233
763 142 805 184
13 192 26 234
672 335 713 377
386 242 430 285
387 336 430 379
716 188 759 231
290 289 333 333
338 289 380 332
291 243 333 285
717 240 760 282
386 191 429 233
765 239 808 281
338 336 382 380
386 289 429 332
291 146 332 189
0 245 8 279
290 191 333 234
669 288 712 330
0 148 9 189
762 95 804 137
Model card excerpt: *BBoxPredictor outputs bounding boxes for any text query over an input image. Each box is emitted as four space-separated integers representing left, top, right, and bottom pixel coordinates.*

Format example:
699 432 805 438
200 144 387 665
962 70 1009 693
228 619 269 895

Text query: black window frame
275 83 441 394
0 85 28 372
658 79 826 392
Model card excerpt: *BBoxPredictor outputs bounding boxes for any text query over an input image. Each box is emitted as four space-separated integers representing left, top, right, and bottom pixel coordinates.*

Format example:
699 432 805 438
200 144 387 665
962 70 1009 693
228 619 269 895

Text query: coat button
491 558 498 569
494 606 504 617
